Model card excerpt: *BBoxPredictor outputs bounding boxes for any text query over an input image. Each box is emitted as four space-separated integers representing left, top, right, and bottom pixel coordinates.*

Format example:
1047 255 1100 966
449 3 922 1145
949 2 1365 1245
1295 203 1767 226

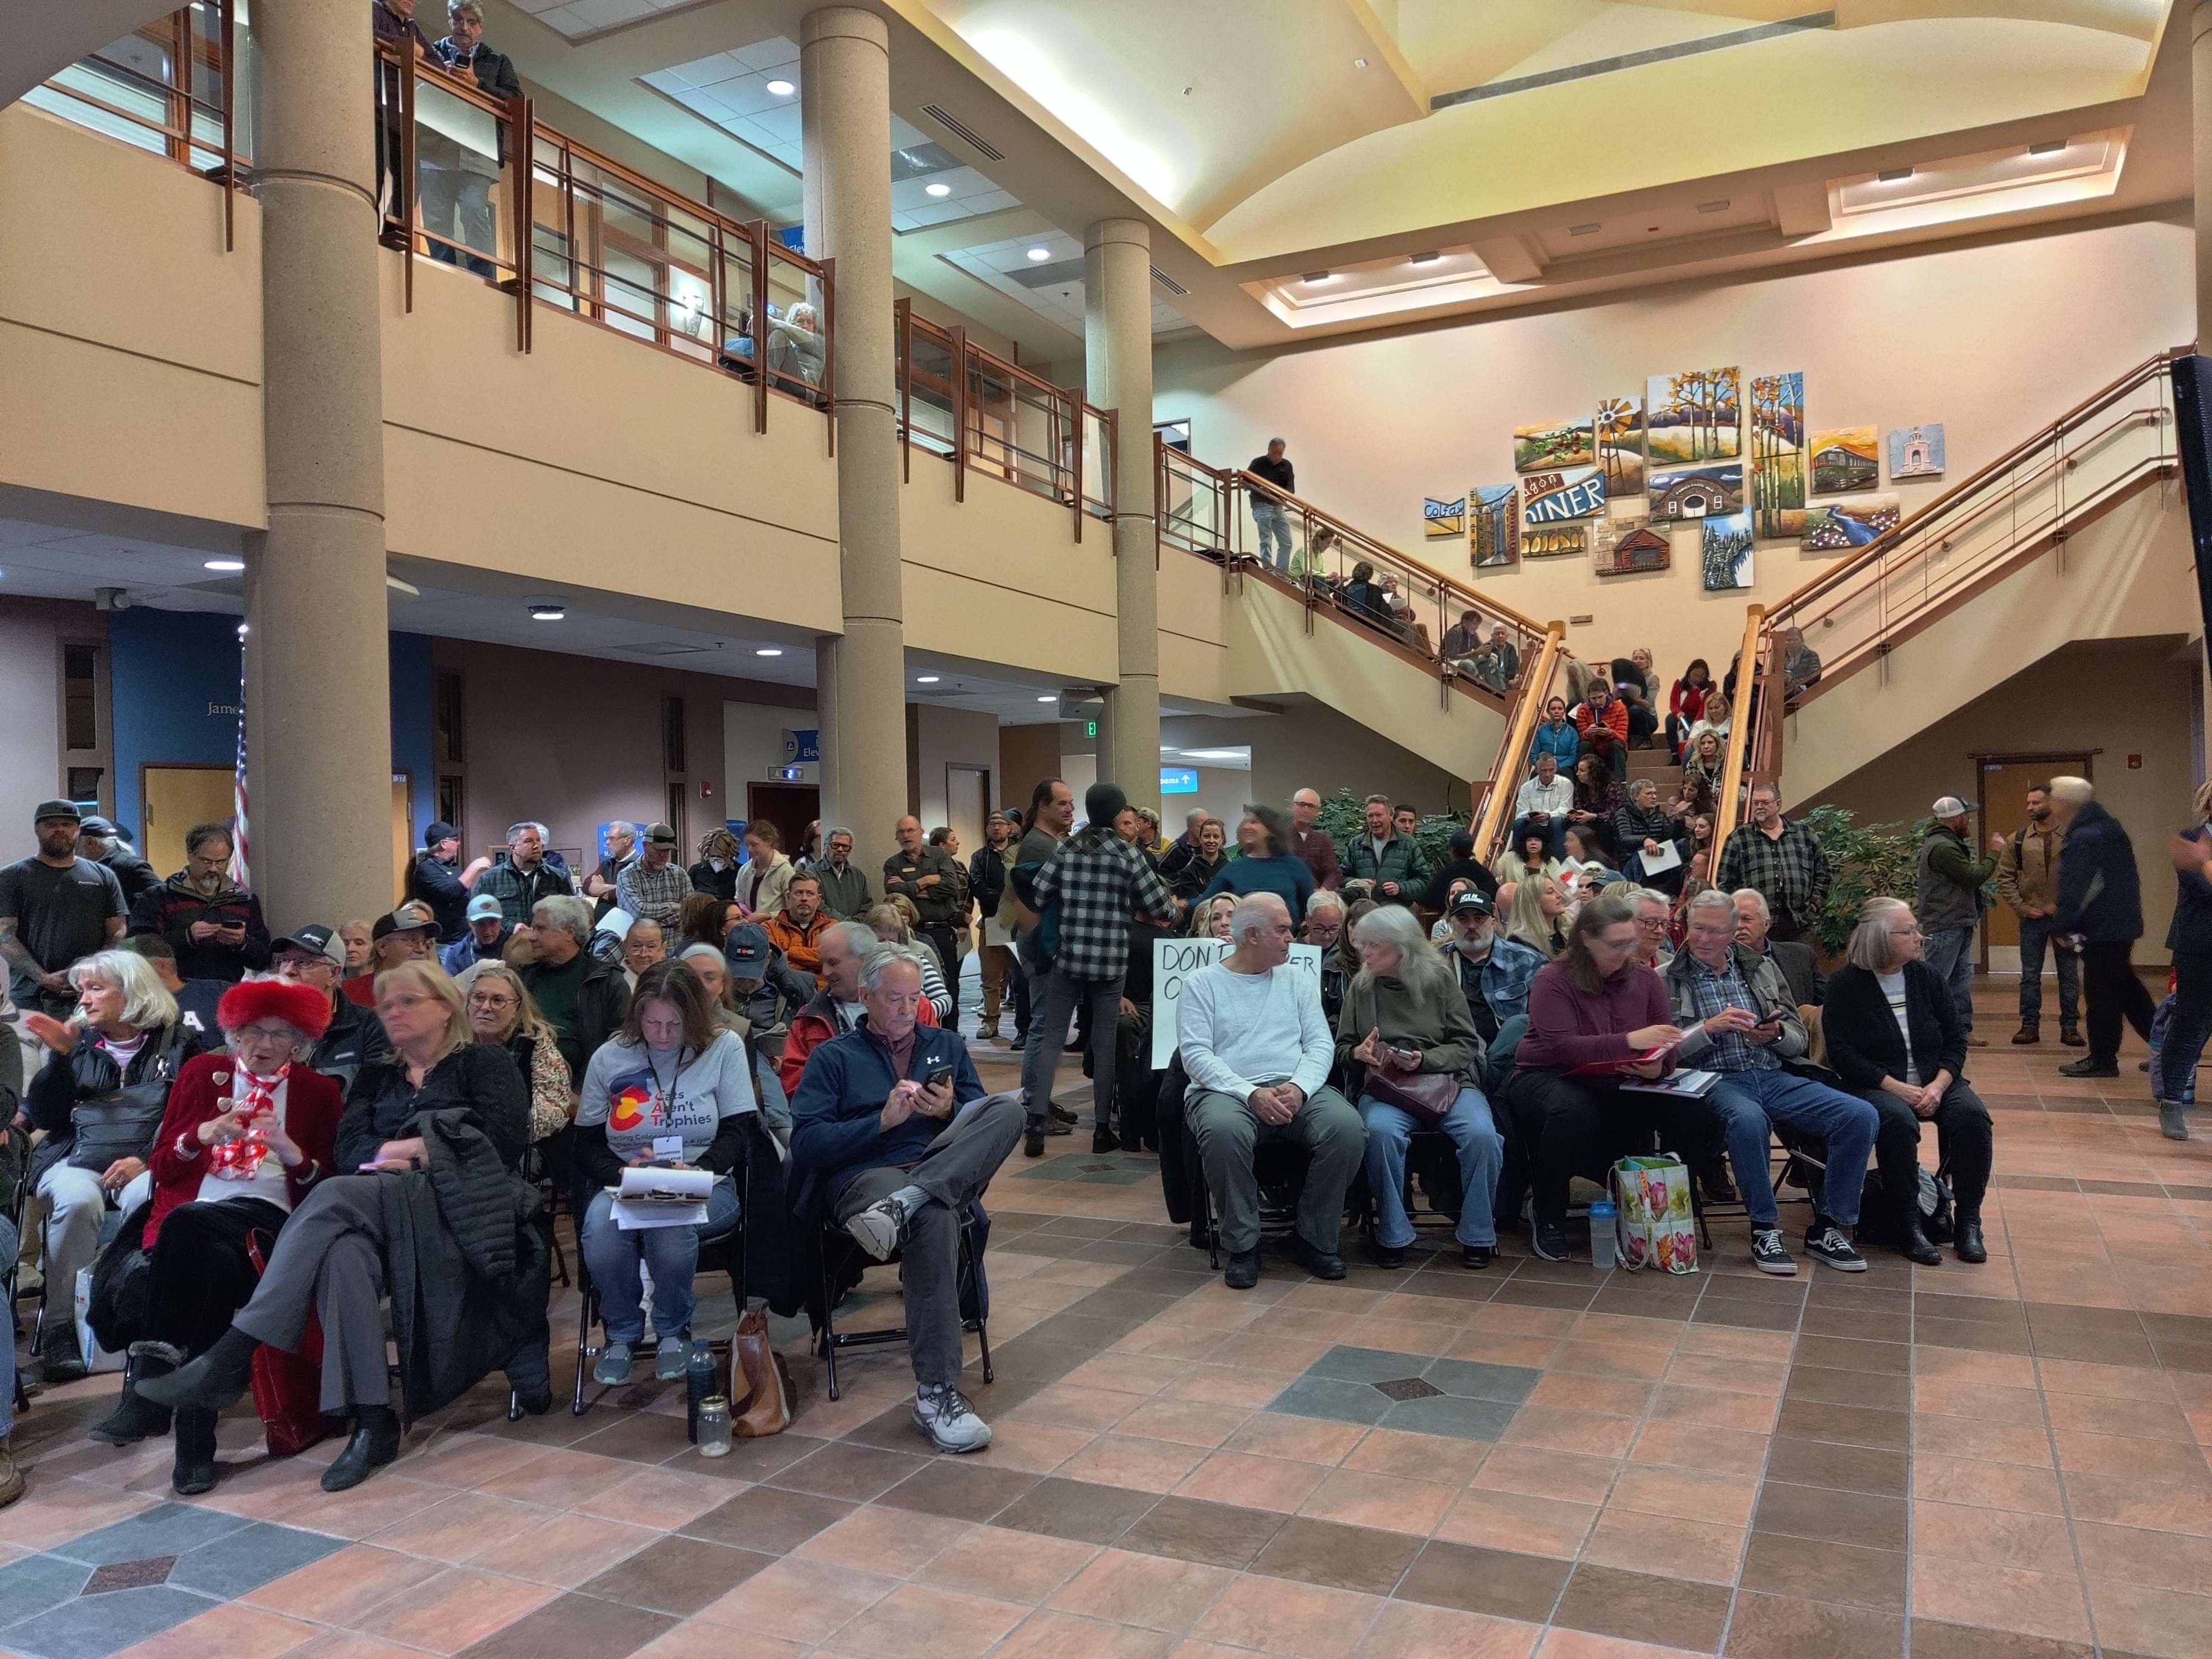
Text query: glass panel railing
29 2 242 174
410 71 509 281
759 242 827 406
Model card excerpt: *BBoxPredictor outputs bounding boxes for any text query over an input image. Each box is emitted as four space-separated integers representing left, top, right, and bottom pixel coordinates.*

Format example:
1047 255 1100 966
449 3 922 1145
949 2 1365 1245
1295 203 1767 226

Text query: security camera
93 587 131 612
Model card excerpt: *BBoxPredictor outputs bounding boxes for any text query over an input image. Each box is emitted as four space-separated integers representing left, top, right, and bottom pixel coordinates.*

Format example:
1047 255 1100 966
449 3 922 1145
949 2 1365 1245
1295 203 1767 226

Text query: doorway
744 782 820 863
140 764 234 880
1977 753 2093 972
945 764 990 863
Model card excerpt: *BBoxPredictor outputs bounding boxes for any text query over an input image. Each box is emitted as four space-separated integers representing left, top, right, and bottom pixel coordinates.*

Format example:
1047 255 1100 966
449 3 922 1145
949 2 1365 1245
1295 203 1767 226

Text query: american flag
228 623 250 889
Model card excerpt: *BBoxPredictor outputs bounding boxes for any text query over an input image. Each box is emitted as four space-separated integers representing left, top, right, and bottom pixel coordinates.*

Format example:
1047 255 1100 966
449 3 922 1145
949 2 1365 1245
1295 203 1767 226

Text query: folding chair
1195 1138 1314 1271
812 1207 991 1402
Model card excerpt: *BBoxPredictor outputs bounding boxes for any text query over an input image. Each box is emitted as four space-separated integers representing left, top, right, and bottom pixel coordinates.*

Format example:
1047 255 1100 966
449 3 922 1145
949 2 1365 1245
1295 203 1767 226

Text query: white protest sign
1151 937 1323 1070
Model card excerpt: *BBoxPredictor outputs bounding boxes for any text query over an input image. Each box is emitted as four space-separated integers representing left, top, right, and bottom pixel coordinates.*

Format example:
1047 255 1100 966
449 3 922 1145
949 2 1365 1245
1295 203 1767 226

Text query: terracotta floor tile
1908 1499 2078 1574
1162 1366 1302 1410
2060 1471 2212 1535
1627 1420 1771 1475
571 1466 737 1530
362 1491 545 1563
469 1447 647 1509
1434 1489 1598 1558
1220 1413 1371 1466
1526 1374 1657 1418
972 1420 1099 1474
1910 1378 2046 1423
2084 1577 2212 1658
1499 1406 1640 1460
920 1523 1100 1602
1349 1598 1541 1658
1908 1555 2092 1643
1049 1546 1237 1633
1646 1385 1780 1431
1472 1446 1621 1506
347 1566 558 1655
1911 1453 2068 1515
1011 1384 1146 1433
2054 1427 2201 1480
1671 1324 1796 1362
693 1556 899 1642
2037 1358 2182 1401
1065 1353 1199 1396
629 1626 805 1659
1340 1426 1489 1485
1173 1450 1332 1513
463 1510 665 1587
1190 1573 1384 1659
1112 1399 1254 1450
1910 1413 2056 1467
1296 1468 1458 1535
242 1545 445 1625
1581 1507 1744 1585
1055 1433 1212 1493
990 1609 1177 1659
115 1598 321 1659
256 1474 455 1541
2073 1519 2212 1596
1606 1463 1760 1527
822 1582 1029 1659
790 1504 976 1577
1532 1627 1715 1657
1660 1352 1788 1395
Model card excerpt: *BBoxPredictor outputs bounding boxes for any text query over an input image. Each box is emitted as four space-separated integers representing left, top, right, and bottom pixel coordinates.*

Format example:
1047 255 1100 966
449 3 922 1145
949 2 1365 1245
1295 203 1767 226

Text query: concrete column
2198 2 2212 344
245 0 393 932
802 6 905 872
1086 217 1160 816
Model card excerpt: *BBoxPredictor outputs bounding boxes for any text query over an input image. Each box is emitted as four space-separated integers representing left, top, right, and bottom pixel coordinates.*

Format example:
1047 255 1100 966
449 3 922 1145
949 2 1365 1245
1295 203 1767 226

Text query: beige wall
1814 637 2197 968
913 704 1001 834
1152 214 2195 682
0 598 95 834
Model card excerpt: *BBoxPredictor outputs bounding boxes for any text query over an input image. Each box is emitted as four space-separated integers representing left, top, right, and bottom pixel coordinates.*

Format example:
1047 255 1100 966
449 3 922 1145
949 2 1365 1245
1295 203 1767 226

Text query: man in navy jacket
790 944 1021 1454
2048 776 2154 1078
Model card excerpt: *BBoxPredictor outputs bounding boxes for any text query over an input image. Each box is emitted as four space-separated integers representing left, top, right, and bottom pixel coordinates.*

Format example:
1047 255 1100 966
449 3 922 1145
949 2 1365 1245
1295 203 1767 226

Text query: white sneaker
912 1383 992 1453
845 1193 916 1262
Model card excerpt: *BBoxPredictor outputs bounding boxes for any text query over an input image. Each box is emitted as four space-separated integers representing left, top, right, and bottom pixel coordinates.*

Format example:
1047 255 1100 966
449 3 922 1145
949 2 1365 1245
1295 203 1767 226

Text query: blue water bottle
1588 1199 1619 1270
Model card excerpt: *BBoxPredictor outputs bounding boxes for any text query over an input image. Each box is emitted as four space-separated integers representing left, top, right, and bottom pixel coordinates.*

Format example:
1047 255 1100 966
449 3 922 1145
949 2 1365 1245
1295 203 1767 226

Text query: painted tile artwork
1887 422 1945 478
1522 522 1590 559
1646 367 1741 463
1647 463 1744 520
1700 510 1755 589
1811 425 1879 494
1594 396 1645 495
1520 466 1606 525
1801 493 1902 552
1749 371 1806 539
1595 515 1671 576
1471 483 1520 568
1513 419 1597 472
1422 495 1466 539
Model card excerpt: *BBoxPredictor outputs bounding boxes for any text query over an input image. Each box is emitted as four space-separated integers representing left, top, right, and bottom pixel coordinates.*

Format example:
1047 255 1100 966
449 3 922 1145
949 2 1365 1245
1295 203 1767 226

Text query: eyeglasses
468 992 517 1010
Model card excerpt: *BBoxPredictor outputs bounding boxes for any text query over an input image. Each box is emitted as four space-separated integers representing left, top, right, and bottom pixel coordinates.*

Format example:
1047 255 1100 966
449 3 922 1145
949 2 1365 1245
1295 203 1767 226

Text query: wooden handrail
1473 625 1566 863
1710 605 1765 860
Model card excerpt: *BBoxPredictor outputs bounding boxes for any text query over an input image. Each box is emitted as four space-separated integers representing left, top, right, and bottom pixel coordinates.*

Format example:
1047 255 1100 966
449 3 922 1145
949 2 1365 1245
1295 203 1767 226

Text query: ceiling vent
1149 265 1188 295
921 105 1004 160
619 641 712 656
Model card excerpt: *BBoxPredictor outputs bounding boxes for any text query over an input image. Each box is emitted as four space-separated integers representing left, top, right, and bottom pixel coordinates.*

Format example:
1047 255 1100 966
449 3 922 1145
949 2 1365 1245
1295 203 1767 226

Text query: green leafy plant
1798 804 1921 958
1311 788 1469 874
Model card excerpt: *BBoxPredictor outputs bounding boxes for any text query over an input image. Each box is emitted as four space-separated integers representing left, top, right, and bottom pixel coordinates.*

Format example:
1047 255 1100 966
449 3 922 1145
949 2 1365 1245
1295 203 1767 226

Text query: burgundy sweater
1516 959 1673 1072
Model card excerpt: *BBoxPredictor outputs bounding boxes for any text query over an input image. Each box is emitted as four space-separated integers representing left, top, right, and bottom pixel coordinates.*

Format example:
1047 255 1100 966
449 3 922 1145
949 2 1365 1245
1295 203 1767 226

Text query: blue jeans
1252 499 1292 568
1705 1068 1877 1227
0 1214 14 1437
582 1175 741 1345
1922 926 1977 1034
1360 1086 1502 1249
2017 915 2080 1031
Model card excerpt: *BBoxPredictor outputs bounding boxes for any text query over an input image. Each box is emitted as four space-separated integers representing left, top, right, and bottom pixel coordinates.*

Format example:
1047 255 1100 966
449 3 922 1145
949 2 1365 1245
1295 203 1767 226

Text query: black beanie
1086 781 1129 827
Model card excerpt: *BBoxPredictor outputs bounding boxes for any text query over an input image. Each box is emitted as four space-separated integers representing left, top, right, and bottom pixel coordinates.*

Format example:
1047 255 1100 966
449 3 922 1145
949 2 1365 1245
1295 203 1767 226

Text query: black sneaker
1223 1250 1261 1290
2059 1057 2120 1078
1750 1227 1797 1276
1281 1234 1347 1281
1803 1222 1867 1272
1022 1121 1046 1158
1091 1127 1119 1155
1461 1244 1494 1270
1367 1240 1407 1269
1048 1104 1079 1126
1531 1221 1571 1262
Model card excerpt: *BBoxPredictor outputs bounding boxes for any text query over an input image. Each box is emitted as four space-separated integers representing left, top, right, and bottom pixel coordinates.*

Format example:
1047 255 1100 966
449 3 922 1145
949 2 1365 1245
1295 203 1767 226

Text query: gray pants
1187 1086 1365 1255
1020 970 1122 1130
233 1175 397 1415
831 1093 1024 1386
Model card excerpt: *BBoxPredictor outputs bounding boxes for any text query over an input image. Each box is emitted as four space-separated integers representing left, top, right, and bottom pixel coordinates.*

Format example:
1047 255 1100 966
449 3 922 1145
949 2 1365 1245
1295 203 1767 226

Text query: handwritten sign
1151 938 1323 1070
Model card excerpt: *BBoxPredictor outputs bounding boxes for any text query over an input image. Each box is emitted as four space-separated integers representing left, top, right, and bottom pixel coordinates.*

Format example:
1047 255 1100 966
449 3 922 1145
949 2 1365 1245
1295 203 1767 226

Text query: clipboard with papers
609 1164 713 1230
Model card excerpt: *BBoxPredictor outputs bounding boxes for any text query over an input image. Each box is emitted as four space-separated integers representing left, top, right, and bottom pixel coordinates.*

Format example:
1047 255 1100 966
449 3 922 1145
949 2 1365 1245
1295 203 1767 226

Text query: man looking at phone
1663 890 1877 1276
790 946 1021 1454
129 820 268 983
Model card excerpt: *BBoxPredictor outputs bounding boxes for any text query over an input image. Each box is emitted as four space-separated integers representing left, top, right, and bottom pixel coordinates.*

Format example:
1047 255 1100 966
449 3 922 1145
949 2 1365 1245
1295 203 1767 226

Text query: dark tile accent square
1794 1334 1909 1375
1 1584 217 1659
1267 1375 1394 1428
165 1522 345 1599
1785 1365 1910 1413
878 1459 1040 1522
1693 1298 1802 1331
1738 1531 1906 1613
1553 1563 1731 1653
456 1591 676 1659
567 1412 692 1465
1120 1496 1284 1570
80 1560 174 1596
767 1441 931 1502
1725 1590 1905 1659
1395 1541 1568 1625
1908 1620 2094 1659
1379 1393 1520 1443
47 1504 248 1568
1373 1377 1442 1403
1773 1399 1909 1452
992 1477 1155 1546
1270 1346 1538 1442
1752 1480 1908 1551
0 1557 93 1628
1798 1307 1912 1343
579 1536 771 1615
1250 1517 1420 1597
1916 1292 2017 1324
680 1486 854 1553
1915 1318 2034 1356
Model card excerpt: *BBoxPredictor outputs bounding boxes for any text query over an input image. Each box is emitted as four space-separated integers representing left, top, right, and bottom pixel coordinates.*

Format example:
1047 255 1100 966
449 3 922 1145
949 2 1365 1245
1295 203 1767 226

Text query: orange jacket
1573 698 1629 744
765 910 830 981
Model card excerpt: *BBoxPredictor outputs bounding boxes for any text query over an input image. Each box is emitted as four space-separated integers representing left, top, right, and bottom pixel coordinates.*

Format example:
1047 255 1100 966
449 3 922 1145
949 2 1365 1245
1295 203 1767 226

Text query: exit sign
1086 719 1097 738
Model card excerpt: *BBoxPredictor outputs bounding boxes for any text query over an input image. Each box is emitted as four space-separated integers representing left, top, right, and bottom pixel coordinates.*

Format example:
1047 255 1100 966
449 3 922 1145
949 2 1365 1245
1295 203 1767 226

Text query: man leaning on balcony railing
423 2 519 281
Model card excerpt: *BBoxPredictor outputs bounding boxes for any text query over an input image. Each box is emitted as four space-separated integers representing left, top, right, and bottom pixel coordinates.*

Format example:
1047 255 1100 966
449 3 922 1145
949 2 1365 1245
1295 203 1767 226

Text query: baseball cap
723 921 771 976
425 821 460 846
33 799 81 826
372 900 437 942
1932 796 1970 818
1449 890 1494 917
645 822 679 848
76 815 117 838
272 923 346 968
466 893 503 922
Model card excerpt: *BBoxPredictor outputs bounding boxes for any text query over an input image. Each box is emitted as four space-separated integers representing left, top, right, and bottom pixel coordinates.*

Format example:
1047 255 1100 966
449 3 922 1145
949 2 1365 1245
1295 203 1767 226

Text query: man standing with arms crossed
1997 782 2081 1047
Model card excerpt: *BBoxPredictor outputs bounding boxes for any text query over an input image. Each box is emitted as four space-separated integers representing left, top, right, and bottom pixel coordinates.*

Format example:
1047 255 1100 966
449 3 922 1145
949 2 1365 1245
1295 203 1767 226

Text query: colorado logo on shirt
607 1083 655 1134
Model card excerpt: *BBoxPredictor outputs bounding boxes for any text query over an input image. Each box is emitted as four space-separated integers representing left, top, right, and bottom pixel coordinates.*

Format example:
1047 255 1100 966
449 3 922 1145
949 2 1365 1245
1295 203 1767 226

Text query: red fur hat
215 978 333 1041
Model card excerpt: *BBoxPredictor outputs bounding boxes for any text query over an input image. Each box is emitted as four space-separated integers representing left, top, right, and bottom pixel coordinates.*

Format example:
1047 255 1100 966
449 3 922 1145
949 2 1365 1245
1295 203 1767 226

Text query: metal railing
1744 347 2183 794
896 302 1116 534
1711 605 1767 857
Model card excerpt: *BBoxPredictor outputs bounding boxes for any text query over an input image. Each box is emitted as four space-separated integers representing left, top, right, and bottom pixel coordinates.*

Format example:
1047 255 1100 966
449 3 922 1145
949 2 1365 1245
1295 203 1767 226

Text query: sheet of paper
1639 841 1683 874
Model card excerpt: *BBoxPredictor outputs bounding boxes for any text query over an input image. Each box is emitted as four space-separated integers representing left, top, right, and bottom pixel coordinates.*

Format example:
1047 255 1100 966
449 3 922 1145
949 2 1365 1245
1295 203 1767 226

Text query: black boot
1898 1218 1942 1266
1953 1212 1987 1264
90 1343 180 1446
321 1406 401 1492
137 1327 258 1414
171 1408 218 1496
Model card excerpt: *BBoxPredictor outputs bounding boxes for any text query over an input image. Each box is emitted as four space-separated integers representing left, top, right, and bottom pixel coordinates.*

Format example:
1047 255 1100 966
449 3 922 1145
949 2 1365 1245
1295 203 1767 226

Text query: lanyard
640 1045 688 1118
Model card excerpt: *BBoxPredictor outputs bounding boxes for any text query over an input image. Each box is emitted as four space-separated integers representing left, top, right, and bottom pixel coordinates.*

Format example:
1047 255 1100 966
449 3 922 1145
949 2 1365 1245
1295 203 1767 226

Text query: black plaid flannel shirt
1031 827 1178 982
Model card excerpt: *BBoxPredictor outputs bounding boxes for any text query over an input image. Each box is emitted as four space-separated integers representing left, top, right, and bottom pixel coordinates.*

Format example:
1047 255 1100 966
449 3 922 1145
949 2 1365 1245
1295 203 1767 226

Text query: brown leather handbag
731 1297 795 1437
1358 987 1462 1129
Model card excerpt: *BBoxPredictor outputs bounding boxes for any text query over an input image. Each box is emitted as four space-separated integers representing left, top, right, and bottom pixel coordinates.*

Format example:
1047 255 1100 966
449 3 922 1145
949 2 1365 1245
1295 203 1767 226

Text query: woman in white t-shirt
576 959 755 1386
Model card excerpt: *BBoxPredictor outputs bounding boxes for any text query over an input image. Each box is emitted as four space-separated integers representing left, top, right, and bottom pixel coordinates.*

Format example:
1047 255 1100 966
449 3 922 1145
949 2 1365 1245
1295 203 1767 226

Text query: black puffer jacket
25 1021 200 1182
335 1042 527 1175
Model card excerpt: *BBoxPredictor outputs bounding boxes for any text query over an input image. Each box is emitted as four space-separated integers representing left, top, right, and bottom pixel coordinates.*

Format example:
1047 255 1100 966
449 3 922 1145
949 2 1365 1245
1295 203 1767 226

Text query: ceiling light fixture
1352 56 1367 67
1568 223 1599 236
2028 139 2068 155
527 600 566 622
925 181 951 196
765 78 795 96
754 647 782 657
1302 270 1334 284
1036 694 1056 703
1025 246 1051 260
1877 166 1913 182
1408 251 1441 264
202 557 246 572
915 675 941 684
1696 200 1729 213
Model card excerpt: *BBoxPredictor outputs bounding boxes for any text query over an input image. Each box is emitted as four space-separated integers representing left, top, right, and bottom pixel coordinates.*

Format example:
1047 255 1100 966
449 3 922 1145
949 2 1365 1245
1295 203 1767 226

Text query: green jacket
1342 832 1427 900
1333 966 1483 1092
1916 825 1996 936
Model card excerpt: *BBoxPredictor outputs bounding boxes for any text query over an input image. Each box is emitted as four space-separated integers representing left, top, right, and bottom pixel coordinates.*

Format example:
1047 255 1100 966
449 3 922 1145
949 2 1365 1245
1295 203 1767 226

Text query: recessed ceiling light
202 558 245 572
1877 166 1913 182
1025 246 1051 261
765 78 795 96
527 600 566 622
1302 270 1334 284
2028 139 2068 155
1696 200 1729 213
1408 251 1441 264
1568 223 1600 236
1036 695 1056 703
925 181 951 197
754 647 782 657
1352 56 1367 67
915 675 941 684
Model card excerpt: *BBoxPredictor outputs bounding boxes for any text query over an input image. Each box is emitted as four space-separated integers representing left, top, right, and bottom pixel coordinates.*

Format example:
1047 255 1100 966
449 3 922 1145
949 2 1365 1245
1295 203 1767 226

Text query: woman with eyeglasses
143 959 543 1492
466 964 573 1143
1819 897 1992 1266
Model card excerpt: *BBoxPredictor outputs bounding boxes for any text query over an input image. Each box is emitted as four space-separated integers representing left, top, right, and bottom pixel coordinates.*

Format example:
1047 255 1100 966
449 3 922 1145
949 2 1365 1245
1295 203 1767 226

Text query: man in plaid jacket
1021 782 1181 1157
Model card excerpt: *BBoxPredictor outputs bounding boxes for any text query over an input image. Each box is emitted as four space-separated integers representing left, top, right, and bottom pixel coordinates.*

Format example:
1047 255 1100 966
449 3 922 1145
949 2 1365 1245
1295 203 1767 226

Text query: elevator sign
780 729 819 764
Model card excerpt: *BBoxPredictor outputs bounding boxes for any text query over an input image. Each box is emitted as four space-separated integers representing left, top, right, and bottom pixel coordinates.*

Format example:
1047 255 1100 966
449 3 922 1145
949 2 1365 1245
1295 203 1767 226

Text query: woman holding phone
576 959 754 1386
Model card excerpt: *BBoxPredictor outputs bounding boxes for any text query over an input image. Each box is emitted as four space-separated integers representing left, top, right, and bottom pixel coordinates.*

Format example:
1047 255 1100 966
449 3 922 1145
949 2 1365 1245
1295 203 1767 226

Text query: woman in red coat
88 979 343 1495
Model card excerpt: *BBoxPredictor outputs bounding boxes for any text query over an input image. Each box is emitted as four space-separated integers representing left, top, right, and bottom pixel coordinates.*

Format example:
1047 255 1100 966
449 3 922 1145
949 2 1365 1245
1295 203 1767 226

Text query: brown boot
2011 1026 2039 1045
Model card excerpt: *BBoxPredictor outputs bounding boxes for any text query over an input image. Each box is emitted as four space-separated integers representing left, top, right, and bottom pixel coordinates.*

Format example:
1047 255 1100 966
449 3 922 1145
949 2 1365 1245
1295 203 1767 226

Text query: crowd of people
0 701 2195 1515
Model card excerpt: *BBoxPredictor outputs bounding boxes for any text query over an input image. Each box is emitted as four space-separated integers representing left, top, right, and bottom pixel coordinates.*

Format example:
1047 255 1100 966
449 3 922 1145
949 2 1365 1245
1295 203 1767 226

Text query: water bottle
686 1338 716 1442
1588 1199 1619 1271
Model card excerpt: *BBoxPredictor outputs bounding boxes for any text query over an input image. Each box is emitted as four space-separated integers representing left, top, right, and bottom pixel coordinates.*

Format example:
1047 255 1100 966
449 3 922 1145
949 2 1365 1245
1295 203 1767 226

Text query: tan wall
0 598 98 834
1813 637 2197 968
1152 215 2194 683
913 704 1001 834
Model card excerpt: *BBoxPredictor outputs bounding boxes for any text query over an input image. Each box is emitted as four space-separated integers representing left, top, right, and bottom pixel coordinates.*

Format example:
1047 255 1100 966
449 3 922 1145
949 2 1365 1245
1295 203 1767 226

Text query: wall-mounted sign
1160 767 1199 795
780 728 819 764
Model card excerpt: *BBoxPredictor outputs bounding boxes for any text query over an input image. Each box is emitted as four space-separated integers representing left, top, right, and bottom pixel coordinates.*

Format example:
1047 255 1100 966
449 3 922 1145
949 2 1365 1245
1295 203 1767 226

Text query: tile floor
2 980 2208 1659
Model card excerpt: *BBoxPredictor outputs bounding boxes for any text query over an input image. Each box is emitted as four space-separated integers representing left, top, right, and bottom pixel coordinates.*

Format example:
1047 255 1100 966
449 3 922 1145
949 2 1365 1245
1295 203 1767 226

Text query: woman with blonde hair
866 900 954 1020
1188 893 1237 942
465 964 573 1142
1503 873 1568 959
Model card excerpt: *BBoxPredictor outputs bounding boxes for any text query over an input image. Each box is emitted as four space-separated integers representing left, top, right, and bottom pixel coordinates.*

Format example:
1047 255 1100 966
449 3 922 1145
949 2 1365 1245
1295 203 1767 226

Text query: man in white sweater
1179 893 1366 1289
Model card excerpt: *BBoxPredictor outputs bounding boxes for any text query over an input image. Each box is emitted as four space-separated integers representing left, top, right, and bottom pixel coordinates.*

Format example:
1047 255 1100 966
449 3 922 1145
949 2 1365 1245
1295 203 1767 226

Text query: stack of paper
611 1164 712 1230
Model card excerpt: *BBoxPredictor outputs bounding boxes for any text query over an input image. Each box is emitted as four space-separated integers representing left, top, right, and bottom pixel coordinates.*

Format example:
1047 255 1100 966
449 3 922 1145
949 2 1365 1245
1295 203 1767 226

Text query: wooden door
1977 754 2091 967
945 764 990 865
744 782 819 864
392 776 414 906
140 765 234 880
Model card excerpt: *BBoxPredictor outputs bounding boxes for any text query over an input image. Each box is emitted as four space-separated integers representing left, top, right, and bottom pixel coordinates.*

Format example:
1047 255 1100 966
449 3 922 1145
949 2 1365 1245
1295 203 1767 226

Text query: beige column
2198 2 2212 343
1086 217 1160 815
802 6 905 871
244 0 393 932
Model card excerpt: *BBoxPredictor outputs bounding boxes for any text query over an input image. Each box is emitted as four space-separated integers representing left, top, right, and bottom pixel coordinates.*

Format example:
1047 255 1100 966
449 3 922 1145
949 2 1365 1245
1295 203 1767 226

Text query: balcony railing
896 301 1117 534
